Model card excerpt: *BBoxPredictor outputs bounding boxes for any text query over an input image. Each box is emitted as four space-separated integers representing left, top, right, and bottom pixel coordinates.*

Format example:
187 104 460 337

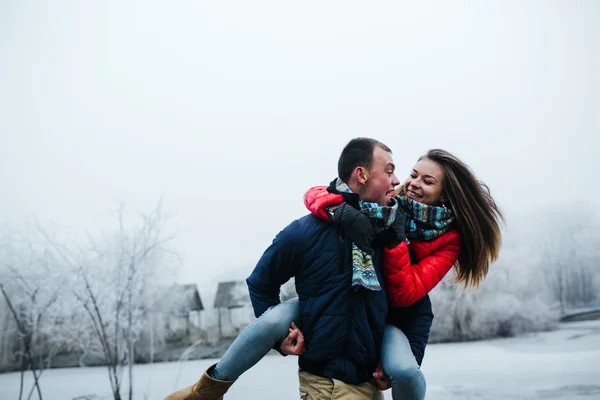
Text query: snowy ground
1 320 599 400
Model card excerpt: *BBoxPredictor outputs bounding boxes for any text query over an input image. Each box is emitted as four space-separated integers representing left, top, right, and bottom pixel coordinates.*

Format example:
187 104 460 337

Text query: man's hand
279 322 306 356
372 361 391 390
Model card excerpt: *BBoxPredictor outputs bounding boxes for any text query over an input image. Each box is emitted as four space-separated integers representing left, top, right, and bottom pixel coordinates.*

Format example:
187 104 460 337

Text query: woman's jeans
381 324 426 400
211 298 300 381
211 298 426 400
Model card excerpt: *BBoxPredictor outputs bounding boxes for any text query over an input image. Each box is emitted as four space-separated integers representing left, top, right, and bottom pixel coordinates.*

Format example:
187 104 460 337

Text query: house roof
213 280 250 309
172 283 203 312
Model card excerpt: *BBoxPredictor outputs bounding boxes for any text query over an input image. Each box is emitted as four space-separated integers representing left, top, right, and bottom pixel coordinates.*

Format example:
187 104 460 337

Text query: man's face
361 146 400 205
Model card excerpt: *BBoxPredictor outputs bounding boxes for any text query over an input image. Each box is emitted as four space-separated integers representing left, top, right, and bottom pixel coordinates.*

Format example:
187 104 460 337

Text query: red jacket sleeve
303 186 344 221
384 230 461 307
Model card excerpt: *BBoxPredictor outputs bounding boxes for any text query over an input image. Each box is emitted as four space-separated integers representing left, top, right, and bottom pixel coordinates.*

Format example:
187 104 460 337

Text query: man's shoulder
278 214 335 244
294 214 333 233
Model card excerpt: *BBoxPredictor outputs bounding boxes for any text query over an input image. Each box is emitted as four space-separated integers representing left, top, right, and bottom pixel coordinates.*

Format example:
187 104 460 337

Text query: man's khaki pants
298 369 384 400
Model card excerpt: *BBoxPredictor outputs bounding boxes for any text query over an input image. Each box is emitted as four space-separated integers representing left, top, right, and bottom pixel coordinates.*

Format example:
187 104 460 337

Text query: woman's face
403 158 445 206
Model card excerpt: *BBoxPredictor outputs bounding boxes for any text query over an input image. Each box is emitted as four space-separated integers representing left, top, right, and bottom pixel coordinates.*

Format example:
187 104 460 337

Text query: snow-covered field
1 320 599 400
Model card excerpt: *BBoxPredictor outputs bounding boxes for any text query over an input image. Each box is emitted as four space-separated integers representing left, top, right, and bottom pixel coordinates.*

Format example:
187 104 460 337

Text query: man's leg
381 324 426 400
299 370 380 400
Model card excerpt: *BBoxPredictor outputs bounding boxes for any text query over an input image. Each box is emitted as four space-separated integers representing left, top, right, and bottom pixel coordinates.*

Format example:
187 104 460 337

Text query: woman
165 149 503 400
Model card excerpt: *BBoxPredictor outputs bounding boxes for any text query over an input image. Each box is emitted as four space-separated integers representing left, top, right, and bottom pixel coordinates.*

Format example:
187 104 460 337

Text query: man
247 138 433 399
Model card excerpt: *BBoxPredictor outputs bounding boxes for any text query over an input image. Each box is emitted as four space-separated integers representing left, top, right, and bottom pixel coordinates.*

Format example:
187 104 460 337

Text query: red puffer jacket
304 186 461 307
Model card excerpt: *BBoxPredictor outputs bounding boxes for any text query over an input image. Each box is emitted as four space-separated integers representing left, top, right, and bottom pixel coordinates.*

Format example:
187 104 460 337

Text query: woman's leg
381 324 426 400
211 297 300 380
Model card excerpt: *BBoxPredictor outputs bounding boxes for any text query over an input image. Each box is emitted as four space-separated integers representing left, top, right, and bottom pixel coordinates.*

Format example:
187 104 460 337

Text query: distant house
166 284 204 338
214 281 253 338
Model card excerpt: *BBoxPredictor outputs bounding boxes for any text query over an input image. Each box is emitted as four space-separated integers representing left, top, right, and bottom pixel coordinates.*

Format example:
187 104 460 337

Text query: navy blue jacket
247 214 433 385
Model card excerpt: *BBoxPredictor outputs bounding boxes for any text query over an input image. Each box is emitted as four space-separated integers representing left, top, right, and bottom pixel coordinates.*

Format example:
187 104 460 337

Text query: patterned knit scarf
335 178 398 291
396 195 455 241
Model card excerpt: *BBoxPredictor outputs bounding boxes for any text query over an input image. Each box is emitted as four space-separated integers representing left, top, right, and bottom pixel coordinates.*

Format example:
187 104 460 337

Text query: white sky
1 1 599 306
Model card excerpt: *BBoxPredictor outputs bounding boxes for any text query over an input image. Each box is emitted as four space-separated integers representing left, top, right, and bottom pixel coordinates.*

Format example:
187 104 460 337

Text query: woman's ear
439 194 448 207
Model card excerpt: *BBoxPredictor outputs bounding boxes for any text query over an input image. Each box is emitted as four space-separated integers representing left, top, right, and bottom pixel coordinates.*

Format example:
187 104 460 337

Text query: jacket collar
327 178 360 208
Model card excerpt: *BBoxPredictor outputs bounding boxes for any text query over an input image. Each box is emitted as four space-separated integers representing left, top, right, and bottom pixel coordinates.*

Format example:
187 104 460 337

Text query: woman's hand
332 203 381 254
377 208 407 249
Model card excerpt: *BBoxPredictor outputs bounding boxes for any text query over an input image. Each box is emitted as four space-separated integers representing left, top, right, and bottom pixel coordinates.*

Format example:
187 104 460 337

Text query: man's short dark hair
337 138 392 183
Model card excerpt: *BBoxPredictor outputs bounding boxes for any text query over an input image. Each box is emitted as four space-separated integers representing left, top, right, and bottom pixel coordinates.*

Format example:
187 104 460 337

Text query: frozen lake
1 320 599 399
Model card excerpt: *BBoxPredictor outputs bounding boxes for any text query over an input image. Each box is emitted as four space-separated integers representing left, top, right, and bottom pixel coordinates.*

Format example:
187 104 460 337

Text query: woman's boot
164 364 235 400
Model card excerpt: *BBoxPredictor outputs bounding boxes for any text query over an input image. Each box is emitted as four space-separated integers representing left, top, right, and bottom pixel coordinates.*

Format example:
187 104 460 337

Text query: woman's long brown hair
397 149 504 287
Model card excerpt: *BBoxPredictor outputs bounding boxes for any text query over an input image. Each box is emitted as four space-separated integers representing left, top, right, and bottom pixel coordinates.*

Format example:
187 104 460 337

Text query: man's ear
354 166 369 185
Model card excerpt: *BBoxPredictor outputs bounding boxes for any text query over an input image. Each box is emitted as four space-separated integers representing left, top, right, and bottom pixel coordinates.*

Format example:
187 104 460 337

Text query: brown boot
164 364 235 400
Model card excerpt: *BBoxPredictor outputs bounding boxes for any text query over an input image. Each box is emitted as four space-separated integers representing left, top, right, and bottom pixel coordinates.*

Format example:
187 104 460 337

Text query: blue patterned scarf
335 178 398 291
396 195 455 241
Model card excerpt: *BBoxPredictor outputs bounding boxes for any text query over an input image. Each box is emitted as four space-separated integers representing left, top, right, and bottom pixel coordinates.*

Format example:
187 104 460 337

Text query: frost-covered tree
0 229 67 400
40 202 180 400
539 209 600 314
